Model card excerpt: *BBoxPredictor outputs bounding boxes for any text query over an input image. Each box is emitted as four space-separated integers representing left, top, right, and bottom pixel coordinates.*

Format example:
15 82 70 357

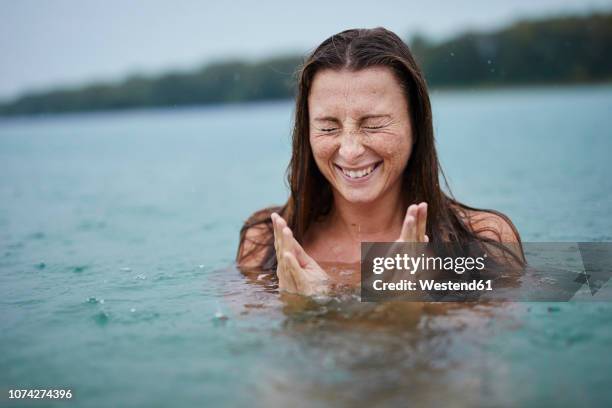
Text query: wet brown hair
237 27 525 272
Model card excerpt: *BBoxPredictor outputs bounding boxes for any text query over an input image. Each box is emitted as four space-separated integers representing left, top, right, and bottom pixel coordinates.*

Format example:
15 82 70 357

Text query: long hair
237 27 525 272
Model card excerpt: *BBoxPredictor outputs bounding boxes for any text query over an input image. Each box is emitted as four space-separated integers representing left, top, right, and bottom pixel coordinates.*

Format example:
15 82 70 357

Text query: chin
338 189 380 204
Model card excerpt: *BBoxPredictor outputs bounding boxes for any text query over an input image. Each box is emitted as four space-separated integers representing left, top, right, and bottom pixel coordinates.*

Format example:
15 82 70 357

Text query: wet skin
272 66 429 296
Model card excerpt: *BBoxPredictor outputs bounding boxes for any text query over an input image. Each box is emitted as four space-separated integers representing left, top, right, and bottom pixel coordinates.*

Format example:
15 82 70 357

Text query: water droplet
214 310 228 321
213 301 228 323
130 308 136 313
120 267 132 272
450 52 455 57
136 274 146 280
312 294 331 304
198 264 205 269
35 262 46 270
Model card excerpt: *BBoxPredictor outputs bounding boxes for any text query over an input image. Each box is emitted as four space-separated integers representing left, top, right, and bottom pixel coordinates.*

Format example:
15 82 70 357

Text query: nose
338 131 365 163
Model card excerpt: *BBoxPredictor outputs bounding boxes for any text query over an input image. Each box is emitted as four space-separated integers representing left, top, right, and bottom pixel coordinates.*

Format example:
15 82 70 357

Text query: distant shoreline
1 82 610 122
1 12 611 117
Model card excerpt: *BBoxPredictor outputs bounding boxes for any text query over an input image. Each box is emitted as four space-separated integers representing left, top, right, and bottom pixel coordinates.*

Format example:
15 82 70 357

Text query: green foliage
0 56 302 115
410 13 612 86
1 13 611 116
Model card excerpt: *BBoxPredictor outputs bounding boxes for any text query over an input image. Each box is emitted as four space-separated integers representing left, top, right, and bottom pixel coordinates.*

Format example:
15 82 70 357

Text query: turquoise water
1 85 611 407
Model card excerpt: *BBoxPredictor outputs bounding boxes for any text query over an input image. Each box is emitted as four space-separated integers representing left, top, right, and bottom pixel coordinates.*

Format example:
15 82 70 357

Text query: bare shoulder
452 204 525 266
236 208 276 269
458 207 520 243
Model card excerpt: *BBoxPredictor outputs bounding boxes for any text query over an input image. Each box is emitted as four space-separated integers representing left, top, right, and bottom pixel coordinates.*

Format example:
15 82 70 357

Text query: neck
329 183 406 242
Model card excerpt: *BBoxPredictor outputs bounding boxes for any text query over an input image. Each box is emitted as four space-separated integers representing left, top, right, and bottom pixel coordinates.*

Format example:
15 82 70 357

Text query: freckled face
308 67 413 204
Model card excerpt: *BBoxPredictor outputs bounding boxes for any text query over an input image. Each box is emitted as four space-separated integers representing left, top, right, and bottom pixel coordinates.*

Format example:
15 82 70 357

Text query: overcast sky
1 0 611 100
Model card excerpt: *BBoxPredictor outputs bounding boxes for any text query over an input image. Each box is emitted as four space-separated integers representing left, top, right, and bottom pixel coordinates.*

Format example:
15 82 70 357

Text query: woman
236 27 525 296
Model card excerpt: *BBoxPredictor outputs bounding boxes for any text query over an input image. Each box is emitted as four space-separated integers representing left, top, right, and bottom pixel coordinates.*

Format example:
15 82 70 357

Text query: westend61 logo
360 242 612 302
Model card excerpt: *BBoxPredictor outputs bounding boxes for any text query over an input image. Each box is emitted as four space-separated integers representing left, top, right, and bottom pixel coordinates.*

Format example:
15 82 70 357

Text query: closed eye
363 125 385 130
321 128 338 132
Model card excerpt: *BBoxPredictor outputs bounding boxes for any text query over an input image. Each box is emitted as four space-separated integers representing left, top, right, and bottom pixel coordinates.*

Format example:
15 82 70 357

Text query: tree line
1 12 610 116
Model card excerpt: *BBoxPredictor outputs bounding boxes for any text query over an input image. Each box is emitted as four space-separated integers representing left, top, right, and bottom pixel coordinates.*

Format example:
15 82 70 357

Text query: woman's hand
271 213 330 297
396 202 429 243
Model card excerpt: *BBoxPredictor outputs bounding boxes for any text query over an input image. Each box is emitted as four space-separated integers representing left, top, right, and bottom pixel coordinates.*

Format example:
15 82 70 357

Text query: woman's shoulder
454 205 521 243
452 203 525 266
236 206 279 269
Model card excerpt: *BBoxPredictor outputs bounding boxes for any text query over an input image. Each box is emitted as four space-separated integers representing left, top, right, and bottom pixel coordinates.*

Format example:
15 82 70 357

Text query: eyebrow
312 116 339 123
312 114 391 122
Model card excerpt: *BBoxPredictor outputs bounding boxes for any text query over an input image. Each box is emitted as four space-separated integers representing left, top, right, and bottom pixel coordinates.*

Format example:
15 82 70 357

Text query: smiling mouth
334 161 382 180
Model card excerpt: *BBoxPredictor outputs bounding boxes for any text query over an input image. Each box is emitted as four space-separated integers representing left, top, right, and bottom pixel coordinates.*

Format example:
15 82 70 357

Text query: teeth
341 164 376 179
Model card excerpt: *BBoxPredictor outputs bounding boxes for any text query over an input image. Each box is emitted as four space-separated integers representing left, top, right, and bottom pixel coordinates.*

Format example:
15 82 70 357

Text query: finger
271 213 279 253
276 223 286 262
282 226 296 255
278 224 310 266
283 226 316 272
408 211 417 242
275 215 288 256
284 234 329 286
278 262 297 293
399 204 417 241
417 202 428 242
276 234 298 293
272 214 299 292
400 214 417 242
409 203 418 219
276 214 288 234
293 239 311 268
284 251 304 293
424 234 429 243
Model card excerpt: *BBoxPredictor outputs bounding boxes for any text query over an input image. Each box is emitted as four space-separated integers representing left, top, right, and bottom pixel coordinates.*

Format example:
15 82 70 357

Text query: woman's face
308 66 413 204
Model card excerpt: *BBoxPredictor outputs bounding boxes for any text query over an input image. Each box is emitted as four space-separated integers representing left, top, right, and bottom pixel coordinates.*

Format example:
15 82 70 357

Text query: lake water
1 85 611 407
